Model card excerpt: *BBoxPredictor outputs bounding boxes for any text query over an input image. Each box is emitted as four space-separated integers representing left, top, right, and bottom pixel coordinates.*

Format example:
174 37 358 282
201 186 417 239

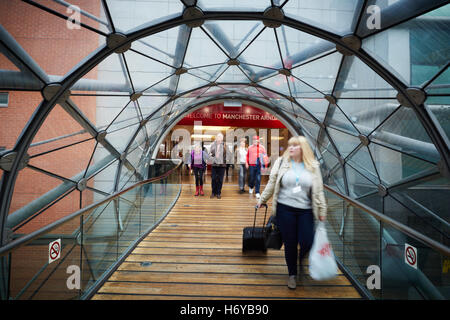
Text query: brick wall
0 0 101 234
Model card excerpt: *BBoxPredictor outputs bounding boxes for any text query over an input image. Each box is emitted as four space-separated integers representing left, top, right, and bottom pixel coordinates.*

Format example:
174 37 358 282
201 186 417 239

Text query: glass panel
328 165 346 195
106 121 140 154
5 165 182 300
106 101 141 140
334 56 397 98
106 0 183 32
197 0 269 11
188 64 228 82
289 77 323 98
258 74 290 96
346 163 378 198
131 25 183 69
291 51 342 94
126 144 145 170
326 127 361 159
117 191 140 256
183 27 229 69
237 27 284 71
357 0 448 38
318 132 339 158
0 91 43 150
319 143 340 174
297 117 320 141
0 1 106 77
322 189 344 262
382 223 450 299
387 186 450 245
123 50 175 93
85 146 118 193
28 104 93 157
215 65 250 83
33 0 112 34
240 63 278 82
14 188 80 237
425 66 450 95
202 20 265 58
141 74 177 95
425 96 450 143
392 176 450 225
9 225 82 300
358 192 383 214
327 104 360 135
176 73 211 94
336 99 399 136
362 4 450 86
341 205 381 299
283 0 362 35
369 142 438 187
296 98 329 122
28 138 97 181
72 52 133 95
370 106 439 163
81 200 117 286
346 146 380 185
84 95 128 131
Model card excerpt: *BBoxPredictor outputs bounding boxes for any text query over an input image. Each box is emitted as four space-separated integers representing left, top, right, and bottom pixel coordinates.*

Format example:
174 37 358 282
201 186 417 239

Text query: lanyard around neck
291 160 304 185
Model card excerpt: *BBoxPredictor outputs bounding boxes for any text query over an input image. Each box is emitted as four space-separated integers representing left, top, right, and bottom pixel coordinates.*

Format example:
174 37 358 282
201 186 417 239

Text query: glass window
0 92 8 107
425 96 450 143
362 4 450 86
370 106 439 163
283 0 362 35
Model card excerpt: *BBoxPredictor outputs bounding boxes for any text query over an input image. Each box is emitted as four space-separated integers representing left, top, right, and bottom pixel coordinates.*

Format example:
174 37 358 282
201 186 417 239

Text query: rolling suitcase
242 204 269 252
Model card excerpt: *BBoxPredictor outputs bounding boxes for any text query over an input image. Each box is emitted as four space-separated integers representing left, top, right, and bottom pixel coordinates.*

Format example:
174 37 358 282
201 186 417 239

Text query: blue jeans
248 165 261 194
239 164 246 191
276 202 315 276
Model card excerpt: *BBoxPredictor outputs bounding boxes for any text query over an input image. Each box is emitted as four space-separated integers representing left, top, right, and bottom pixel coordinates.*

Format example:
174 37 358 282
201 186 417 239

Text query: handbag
265 215 282 250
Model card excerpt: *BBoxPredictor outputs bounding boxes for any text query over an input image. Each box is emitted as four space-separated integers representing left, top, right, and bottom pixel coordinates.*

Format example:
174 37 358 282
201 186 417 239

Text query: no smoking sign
405 243 418 269
49 239 61 264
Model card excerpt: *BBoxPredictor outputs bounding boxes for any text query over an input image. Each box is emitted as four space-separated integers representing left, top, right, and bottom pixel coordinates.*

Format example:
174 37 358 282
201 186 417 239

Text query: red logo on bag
318 243 331 257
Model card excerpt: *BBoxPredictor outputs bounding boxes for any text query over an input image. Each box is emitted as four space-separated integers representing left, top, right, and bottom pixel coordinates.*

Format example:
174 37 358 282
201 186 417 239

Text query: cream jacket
260 156 327 220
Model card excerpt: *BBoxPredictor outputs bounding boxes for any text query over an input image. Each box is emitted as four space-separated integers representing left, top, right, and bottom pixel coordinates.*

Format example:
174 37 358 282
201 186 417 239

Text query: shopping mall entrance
157 101 292 184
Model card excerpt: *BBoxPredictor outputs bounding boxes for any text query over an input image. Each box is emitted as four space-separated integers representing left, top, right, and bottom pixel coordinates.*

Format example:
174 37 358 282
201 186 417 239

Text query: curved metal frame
1 6 449 247
147 95 304 161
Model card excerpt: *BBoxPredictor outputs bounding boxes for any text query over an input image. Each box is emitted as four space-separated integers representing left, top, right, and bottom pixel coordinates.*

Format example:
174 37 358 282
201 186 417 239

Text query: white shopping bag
309 221 338 280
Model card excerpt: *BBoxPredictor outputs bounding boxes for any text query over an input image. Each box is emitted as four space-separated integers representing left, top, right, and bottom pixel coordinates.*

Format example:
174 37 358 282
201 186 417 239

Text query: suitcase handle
252 204 268 236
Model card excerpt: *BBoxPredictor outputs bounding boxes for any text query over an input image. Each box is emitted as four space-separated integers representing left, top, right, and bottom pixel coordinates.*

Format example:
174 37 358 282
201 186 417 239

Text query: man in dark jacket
209 133 231 199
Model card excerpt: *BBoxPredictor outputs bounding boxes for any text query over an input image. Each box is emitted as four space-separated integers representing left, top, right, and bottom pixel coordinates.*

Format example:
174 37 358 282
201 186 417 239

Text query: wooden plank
97 281 361 299
107 271 352 286
92 178 361 300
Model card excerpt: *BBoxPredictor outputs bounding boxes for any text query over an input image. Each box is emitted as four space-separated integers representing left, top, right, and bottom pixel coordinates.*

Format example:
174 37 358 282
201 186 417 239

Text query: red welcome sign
177 103 285 128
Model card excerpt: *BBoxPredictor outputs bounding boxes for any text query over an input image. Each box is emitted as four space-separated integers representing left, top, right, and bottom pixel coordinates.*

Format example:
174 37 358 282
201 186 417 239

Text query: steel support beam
6 154 116 230
0 24 49 84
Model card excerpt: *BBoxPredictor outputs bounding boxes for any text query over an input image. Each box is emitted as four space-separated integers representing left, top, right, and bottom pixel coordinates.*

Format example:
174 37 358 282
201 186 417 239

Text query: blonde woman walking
257 136 327 289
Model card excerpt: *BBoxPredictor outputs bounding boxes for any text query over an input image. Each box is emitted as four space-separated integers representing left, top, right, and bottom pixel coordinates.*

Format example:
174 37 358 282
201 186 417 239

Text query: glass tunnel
0 0 449 300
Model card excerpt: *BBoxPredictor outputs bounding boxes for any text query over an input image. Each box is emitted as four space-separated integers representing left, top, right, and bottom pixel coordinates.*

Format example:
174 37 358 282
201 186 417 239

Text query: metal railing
323 184 450 300
0 159 182 300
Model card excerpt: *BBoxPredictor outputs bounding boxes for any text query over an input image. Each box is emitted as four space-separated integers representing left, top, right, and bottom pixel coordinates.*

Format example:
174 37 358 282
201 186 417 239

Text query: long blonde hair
282 136 318 172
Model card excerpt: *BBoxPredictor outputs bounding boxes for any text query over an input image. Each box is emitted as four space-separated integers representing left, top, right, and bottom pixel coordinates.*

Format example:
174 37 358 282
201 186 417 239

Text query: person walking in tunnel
246 135 268 199
238 138 248 193
209 133 231 199
256 136 327 290
190 143 208 196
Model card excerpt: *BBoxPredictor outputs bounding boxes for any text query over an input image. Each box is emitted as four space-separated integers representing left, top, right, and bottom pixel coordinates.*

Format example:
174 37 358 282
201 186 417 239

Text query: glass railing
0 159 181 300
324 185 450 300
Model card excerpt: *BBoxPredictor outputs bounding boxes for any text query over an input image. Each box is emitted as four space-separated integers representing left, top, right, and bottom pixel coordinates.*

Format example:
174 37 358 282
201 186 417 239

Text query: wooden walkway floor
93 175 362 300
